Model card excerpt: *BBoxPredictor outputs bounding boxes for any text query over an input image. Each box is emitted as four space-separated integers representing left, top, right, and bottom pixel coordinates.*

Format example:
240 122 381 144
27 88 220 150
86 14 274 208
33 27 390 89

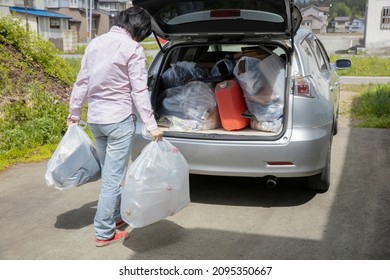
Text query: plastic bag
45 124 101 189
233 55 285 105
120 139 190 228
250 118 282 133
158 81 221 131
210 58 236 77
258 54 286 103
159 86 188 119
179 81 221 130
233 56 264 100
161 61 209 88
180 81 216 121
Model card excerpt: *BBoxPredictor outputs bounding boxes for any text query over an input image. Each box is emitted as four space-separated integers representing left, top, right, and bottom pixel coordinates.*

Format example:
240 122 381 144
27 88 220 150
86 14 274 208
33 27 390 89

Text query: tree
330 2 352 19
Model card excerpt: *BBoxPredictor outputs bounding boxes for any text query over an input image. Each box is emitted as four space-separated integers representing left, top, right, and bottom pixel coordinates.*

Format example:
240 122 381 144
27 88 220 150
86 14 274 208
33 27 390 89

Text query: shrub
0 16 74 85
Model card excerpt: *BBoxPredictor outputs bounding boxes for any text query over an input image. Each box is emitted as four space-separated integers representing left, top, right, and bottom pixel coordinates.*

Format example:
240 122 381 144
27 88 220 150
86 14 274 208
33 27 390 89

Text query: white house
365 0 390 54
300 5 329 34
348 18 365 33
1 0 72 50
9 6 71 39
330 16 351 33
47 0 129 43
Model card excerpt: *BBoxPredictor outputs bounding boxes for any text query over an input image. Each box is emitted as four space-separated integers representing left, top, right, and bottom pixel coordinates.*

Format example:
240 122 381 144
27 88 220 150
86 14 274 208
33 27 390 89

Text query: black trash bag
161 61 209 88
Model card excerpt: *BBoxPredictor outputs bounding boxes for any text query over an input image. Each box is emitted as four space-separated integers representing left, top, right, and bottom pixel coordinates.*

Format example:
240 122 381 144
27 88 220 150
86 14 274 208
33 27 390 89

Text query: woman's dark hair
114 6 152 42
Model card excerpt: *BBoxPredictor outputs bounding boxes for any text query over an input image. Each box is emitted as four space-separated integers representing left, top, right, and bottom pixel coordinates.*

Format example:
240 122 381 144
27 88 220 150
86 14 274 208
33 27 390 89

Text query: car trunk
133 0 301 140
150 41 291 140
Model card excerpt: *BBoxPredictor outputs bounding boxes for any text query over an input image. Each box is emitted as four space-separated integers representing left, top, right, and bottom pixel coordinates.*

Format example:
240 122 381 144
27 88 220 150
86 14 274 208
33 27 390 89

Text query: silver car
131 0 351 192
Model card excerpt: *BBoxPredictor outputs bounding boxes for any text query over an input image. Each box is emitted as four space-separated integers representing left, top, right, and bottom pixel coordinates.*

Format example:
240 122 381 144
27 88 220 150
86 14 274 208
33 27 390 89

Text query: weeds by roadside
352 84 390 128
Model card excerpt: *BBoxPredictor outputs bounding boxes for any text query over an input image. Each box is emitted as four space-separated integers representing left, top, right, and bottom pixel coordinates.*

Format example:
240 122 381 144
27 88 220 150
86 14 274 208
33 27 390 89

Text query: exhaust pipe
266 176 277 188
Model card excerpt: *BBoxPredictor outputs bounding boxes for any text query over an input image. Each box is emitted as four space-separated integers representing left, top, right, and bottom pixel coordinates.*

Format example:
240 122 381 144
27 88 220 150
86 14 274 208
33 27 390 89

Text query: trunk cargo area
152 43 289 139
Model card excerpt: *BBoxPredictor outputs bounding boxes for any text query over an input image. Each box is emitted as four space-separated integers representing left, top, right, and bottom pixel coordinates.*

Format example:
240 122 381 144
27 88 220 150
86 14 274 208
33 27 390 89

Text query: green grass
351 84 390 128
331 55 390 76
141 43 159 50
0 144 57 172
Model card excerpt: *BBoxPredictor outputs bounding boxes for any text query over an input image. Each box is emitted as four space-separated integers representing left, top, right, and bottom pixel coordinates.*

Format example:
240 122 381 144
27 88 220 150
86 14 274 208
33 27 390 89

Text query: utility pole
89 0 93 42
23 0 29 32
85 0 89 43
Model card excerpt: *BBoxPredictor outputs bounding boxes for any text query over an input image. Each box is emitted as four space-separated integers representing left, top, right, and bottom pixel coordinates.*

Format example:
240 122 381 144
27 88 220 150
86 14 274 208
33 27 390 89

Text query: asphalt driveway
0 127 389 260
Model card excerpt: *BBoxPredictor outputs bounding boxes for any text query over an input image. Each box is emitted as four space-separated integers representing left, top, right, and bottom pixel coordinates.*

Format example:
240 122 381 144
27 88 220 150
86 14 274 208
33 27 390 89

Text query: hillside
0 16 76 159
0 43 71 107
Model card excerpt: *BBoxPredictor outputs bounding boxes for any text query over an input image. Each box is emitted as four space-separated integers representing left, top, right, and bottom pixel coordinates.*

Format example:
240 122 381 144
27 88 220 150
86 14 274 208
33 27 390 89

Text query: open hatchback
131 0 351 192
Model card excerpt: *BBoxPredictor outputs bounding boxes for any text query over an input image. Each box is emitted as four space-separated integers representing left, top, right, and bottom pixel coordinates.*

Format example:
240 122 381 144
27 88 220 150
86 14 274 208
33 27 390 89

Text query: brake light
210 10 241 18
293 76 315 98
266 161 295 166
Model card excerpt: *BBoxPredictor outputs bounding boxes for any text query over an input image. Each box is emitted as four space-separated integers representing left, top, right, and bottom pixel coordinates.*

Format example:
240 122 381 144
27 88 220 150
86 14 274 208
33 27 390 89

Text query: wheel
306 134 332 193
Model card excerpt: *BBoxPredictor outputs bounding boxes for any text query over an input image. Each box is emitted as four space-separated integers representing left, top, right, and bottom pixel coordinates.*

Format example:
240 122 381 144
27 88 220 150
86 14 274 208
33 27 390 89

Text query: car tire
306 134 332 193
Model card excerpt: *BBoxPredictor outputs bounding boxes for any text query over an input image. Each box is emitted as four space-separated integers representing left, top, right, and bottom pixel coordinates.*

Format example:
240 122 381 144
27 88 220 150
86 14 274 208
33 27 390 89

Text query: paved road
340 76 390 84
0 127 389 260
317 33 364 54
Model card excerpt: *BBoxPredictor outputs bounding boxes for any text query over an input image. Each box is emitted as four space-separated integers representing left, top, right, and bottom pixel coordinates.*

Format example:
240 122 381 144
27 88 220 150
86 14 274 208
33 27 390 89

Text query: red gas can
214 79 249 131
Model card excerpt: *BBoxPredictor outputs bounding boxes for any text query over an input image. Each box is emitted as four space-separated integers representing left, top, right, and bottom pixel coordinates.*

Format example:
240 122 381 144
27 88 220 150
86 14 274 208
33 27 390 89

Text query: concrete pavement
340 76 390 85
0 127 389 260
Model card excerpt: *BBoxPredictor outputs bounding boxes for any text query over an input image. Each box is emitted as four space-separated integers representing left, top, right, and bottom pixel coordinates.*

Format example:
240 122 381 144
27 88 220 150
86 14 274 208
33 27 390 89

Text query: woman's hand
67 116 80 126
149 128 164 141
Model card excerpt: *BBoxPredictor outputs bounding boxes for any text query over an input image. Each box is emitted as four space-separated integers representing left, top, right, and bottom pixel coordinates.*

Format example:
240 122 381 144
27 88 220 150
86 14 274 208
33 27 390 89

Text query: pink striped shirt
69 26 158 131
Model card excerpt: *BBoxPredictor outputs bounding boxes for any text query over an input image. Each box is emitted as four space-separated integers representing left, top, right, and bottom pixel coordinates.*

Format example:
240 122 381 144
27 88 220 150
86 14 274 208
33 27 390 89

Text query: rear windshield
154 0 287 33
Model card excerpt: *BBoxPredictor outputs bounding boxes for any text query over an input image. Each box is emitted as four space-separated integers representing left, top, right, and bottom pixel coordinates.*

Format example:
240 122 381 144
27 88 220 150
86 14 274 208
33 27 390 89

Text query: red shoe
116 219 127 229
95 230 129 247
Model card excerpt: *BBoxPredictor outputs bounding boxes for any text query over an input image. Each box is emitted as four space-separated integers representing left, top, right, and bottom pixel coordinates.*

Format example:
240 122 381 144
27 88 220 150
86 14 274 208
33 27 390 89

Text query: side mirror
335 59 352 70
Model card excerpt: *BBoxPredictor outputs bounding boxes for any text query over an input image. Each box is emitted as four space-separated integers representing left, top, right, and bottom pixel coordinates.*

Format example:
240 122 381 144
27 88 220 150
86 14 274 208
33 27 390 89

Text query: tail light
292 76 316 98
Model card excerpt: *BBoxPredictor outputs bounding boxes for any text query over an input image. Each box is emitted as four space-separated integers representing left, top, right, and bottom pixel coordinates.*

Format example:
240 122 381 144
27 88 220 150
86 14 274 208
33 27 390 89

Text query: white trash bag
121 139 190 228
45 123 101 189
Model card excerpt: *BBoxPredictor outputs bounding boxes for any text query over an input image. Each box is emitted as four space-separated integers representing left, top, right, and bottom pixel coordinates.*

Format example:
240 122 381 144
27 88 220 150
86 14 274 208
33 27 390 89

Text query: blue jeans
89 115 136 240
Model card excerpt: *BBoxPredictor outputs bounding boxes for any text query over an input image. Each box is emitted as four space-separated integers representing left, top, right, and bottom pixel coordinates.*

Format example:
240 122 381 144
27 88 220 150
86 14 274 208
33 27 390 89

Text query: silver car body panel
130 9 346 180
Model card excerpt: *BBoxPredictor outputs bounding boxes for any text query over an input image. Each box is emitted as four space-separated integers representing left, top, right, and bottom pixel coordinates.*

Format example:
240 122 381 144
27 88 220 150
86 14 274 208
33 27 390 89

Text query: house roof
9 7 71 19
351 18 366 22
303 15 323 22
301 5 330 13
334 16 351 22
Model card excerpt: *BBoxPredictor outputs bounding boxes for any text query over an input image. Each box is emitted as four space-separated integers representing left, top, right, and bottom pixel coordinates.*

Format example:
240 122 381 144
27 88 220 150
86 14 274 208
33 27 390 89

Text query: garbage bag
158 86 188 119
179 81 221 130
247 100 283 133
158 82 221 131
180 81 216 121
210 58 236 77
45 124 100 189
233 54 285 105
161 61 209 88
121 139 190 228
233 56 265 100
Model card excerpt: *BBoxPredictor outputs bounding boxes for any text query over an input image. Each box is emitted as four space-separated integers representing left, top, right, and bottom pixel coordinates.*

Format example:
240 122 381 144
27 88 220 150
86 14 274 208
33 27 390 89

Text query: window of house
99 3 111 10
46 0 59 8
70 0 78 8
50 18 61 29
381 7 390 30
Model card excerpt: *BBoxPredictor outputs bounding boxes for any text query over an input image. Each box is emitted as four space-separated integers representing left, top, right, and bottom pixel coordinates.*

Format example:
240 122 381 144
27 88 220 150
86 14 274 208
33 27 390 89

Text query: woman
68 7 163 247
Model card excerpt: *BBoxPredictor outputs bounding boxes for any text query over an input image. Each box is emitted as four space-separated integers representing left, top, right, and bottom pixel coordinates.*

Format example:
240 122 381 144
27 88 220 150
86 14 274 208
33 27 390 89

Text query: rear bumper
132 124 332 178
